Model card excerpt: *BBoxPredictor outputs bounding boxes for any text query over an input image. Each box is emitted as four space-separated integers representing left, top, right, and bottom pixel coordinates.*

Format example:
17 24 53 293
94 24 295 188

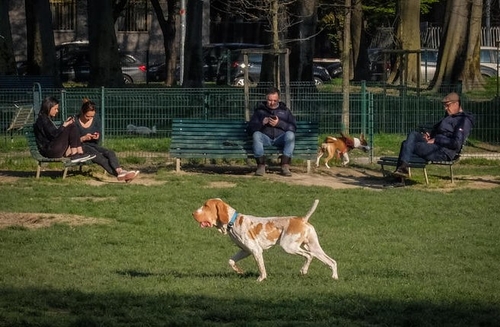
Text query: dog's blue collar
228 211 238 229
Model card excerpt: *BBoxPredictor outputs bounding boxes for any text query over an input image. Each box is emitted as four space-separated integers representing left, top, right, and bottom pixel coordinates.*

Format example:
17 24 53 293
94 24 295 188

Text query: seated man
247 87 297 177
393 92 474 178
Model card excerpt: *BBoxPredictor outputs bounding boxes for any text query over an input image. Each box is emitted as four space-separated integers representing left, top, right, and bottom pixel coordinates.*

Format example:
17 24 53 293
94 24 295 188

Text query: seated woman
75 99 139 182
34 96 95 163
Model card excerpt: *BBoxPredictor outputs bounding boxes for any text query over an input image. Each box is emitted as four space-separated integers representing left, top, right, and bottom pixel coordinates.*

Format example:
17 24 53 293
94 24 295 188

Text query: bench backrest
170 119 319 159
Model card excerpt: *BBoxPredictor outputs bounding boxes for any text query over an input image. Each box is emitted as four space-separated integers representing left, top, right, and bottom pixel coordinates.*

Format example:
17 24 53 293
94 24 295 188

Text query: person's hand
62 116 74 127
263 117 270 125
268 116 279 126
91 132 100 140
422 132 434 143
82 133 93 141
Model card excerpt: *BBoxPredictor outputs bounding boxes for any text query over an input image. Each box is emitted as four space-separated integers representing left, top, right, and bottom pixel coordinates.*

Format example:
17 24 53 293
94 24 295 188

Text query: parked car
420 48 439 82
420 47 499 80
219 50 331 86
326 61 343 78
56 41 147 84
480 46 499 77
147 43 264 83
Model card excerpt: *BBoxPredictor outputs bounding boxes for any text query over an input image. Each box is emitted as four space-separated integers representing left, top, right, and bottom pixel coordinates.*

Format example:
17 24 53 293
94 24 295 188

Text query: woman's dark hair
80 98 96 115
39 96 59 116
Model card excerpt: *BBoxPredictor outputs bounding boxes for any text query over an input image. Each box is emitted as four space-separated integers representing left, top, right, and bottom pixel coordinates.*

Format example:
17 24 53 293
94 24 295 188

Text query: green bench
25 124 90 179
377 153 462 184
169 119 319 173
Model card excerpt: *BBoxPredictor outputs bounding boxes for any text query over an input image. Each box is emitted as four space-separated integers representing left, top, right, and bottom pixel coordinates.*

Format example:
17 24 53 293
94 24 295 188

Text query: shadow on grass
0 285 498 327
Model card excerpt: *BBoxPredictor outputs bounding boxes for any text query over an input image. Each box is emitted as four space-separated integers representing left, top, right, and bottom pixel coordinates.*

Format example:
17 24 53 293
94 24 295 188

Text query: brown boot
280 155 292 176
393 162 409 178
255 156 266 176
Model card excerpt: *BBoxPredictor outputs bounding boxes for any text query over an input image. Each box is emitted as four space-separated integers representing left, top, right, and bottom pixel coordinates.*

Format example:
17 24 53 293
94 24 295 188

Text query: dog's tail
303 199 319 222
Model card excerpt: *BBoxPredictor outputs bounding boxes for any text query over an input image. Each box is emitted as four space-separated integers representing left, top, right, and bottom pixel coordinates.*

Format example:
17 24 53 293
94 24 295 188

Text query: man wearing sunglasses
393 92 474 178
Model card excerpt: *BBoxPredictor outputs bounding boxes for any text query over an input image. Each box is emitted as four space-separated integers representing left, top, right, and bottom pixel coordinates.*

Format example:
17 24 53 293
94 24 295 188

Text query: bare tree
150 0 179 86
389 0 421 84
218 0 317 85
431 0 484 92
0 0 17 75
288 0 318 83
87 0 124 87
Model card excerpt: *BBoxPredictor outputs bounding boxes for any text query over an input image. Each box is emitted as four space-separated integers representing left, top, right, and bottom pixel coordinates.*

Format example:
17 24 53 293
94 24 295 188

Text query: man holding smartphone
247 87 297 176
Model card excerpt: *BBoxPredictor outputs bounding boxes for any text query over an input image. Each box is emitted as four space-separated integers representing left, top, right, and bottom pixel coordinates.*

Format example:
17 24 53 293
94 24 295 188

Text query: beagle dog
192 198 338 282
316 132 370 168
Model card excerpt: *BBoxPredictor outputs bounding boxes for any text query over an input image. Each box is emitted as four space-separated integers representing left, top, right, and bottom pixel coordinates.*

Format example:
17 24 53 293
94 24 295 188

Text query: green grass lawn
0 170 499 326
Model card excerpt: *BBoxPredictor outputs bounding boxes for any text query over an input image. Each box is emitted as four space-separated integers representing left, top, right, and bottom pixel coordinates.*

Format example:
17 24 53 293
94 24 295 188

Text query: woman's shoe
124 170 140 183
116 170 129 181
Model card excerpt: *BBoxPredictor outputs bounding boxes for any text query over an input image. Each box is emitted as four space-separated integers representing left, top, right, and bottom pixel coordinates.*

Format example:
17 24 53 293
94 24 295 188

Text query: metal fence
1 83 499 159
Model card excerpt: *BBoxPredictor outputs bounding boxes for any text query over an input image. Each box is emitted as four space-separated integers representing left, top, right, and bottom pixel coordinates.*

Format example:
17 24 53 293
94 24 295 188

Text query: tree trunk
431 0 484 92
25 0 58 83
350 0 365 81
393 0 421 84
183 0 203 87
341 0 351 133
87 0 124 87
288 0 318 84
150 0 179 86
0 0 17 75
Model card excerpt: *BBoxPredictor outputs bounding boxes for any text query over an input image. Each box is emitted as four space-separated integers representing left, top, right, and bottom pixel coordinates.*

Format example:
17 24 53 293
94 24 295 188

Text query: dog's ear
214 200 230 225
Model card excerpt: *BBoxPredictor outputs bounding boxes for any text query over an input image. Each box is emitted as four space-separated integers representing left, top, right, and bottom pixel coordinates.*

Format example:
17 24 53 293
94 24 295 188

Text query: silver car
56 41 147 84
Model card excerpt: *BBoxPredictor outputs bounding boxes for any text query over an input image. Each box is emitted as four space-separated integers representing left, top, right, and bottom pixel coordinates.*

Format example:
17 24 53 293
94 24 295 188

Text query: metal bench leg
62 167 68 179
175 158 181 172
450 166 454 183
306 160 311 173
36 163 42 178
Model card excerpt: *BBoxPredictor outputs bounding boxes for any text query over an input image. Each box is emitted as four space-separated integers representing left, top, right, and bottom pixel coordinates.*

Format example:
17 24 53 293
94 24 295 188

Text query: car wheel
314 77 323 86
123 74 133 84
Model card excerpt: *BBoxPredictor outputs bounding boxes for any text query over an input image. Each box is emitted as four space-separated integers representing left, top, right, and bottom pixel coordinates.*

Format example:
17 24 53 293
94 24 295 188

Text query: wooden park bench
169 119 319 173
24 124 90 179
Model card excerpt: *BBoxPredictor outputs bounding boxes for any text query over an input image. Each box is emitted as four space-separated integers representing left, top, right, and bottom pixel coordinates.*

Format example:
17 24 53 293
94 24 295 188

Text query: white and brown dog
192 198 338 282
316 132 370 168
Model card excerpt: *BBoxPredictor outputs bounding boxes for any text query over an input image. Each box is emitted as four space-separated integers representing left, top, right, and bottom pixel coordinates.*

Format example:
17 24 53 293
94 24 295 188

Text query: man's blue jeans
398 131 449 165
252 131 295 158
